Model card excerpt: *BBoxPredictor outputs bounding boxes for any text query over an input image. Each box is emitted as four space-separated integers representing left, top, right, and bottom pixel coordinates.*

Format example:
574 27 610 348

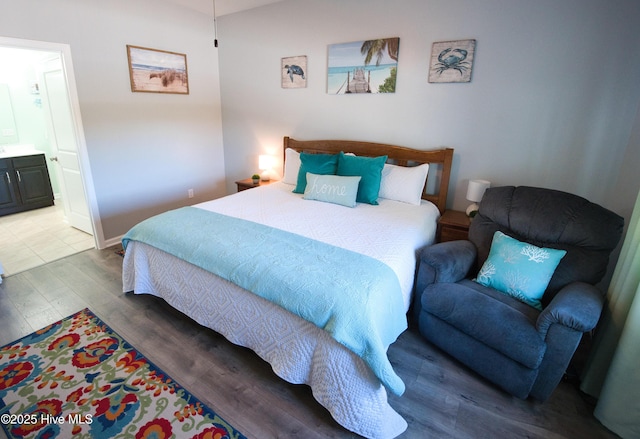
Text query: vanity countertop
0 145 43 159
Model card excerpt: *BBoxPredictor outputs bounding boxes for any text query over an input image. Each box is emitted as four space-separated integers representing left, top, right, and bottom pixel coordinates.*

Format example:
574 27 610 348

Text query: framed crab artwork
428 39 476 83
282 55 307 89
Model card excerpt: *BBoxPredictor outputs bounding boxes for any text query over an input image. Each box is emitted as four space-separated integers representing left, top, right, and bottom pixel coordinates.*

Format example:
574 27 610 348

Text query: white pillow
378 163 429 205
282 148 301 185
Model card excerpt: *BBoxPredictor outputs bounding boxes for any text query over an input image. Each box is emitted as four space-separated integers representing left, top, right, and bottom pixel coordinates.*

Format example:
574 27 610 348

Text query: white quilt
195 182 439 311
122 182 439 438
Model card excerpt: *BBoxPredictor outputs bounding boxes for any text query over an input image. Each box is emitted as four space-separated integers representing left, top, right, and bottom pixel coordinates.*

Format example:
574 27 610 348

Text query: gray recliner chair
413 186 624 400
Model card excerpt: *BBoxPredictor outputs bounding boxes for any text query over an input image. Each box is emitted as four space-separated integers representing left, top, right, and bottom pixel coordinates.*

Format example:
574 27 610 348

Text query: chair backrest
469 186 624 306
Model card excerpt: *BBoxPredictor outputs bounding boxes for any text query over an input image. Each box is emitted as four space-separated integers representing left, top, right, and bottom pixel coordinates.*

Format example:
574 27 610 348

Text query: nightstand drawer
235 178 277 192
439 226 469 242
436 210 471 242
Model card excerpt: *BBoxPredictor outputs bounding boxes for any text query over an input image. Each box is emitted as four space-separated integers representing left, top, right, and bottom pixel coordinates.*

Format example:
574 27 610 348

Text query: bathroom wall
0 48 60 194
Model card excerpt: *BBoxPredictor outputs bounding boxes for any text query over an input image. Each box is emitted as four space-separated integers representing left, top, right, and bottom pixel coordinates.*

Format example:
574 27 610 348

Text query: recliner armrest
416 240 476 292
536 282 604 338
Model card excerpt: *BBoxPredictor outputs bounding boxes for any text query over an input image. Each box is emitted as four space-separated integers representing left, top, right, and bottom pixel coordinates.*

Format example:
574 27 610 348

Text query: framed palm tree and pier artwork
327 38 399 94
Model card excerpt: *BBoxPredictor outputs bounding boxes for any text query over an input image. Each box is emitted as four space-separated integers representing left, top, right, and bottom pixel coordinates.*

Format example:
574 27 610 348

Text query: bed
122 137 454 439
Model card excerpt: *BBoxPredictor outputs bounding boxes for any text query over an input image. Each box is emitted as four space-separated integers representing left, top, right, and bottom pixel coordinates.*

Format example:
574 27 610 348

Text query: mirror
0 84 19 145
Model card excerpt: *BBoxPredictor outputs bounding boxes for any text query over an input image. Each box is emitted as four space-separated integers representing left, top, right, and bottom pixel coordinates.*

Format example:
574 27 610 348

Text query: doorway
0 37 99 275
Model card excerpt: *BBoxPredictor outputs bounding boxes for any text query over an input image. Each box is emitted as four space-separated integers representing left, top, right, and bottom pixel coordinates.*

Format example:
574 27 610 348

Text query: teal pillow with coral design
475 231 567 310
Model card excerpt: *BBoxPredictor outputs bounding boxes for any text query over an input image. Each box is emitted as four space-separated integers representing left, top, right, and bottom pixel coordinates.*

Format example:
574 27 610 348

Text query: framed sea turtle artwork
428 39 476 83
282 55 307 89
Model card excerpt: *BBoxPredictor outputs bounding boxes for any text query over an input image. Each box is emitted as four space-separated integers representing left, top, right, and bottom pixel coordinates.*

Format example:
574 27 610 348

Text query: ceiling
165 0 287 17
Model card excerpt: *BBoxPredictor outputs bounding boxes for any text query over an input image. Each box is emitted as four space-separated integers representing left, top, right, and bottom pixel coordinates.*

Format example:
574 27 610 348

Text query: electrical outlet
188 189 194 199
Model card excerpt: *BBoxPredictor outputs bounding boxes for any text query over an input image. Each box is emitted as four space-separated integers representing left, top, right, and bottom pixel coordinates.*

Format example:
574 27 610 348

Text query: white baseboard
101 235 125 249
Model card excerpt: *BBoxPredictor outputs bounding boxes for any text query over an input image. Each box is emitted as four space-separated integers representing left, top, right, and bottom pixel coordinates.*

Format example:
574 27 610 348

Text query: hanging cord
213 0 218 47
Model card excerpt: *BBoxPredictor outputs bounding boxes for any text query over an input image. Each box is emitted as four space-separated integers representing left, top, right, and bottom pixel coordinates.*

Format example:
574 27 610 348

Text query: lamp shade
258 154 274 181
258 154 273 171
466 179 491 203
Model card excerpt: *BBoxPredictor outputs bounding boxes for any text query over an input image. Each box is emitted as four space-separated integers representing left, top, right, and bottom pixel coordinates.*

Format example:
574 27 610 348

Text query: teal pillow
303 173 361 207
293 152 339 194
336 152 387 205
475 231 567 310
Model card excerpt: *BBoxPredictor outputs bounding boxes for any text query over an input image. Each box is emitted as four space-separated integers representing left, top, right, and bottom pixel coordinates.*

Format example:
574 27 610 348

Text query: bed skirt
122 241 408 439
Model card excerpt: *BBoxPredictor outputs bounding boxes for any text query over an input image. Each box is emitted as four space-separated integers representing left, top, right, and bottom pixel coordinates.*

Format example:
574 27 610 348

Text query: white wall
0 0 226 246
218 0 640 217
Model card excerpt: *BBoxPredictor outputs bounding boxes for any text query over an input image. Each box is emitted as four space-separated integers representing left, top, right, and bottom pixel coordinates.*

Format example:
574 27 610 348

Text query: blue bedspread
122 207 407 395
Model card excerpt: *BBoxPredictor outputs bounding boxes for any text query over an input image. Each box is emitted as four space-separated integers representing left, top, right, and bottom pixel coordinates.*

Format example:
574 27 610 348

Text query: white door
40 58 93 235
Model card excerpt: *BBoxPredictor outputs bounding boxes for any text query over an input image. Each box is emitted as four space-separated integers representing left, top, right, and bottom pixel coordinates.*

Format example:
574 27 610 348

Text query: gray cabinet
0 154 54 216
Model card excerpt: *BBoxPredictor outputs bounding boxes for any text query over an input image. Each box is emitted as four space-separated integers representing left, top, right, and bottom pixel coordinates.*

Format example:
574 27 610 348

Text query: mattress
122 182 439 438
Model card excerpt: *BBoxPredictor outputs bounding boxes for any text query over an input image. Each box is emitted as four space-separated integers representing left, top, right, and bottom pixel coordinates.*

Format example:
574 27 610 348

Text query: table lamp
259 154 274 181
466 179 491 217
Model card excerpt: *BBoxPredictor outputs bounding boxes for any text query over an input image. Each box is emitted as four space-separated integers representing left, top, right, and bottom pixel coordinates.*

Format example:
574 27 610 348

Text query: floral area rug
0 308 246 439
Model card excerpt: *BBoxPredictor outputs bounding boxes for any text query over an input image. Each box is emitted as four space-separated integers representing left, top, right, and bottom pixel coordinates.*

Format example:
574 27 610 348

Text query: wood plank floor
0 248 619 439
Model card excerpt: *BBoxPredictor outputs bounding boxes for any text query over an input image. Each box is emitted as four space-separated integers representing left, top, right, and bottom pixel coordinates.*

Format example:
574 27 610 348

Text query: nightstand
437 210 471 242
235 178 277 192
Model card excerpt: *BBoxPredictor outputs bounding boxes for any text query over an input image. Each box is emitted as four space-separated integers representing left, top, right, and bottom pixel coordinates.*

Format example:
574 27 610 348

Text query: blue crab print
433 48 470 75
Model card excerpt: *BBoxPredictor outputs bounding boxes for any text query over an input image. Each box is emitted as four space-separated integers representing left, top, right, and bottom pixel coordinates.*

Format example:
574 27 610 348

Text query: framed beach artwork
428 39 476 83
282 55 307 89
126 45 189 94
327 38 399 94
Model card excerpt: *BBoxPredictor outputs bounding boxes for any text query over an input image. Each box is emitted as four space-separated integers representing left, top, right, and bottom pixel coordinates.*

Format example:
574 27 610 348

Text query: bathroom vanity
0 151 54 217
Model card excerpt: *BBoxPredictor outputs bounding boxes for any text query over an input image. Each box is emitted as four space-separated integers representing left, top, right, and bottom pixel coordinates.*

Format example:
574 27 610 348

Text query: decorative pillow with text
303 173 361 207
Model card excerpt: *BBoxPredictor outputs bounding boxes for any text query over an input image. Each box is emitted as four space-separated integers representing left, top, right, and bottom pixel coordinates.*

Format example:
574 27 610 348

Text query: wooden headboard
283 137 454 214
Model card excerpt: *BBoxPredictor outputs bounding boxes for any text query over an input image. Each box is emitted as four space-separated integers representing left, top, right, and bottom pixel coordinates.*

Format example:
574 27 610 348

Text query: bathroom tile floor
0 203 94 277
